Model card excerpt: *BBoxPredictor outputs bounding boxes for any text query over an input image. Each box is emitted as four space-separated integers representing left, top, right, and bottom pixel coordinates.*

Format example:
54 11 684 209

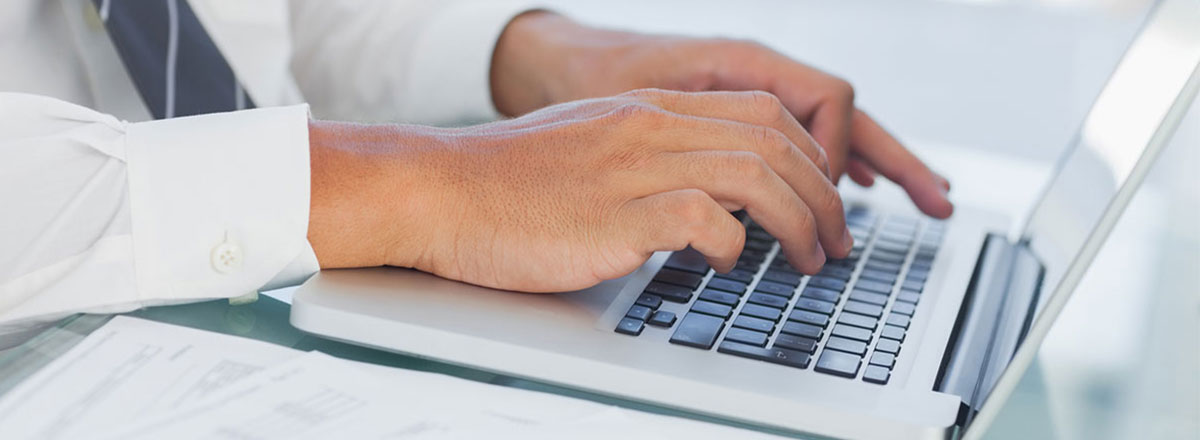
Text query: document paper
0 316 776 439
0 316 300 439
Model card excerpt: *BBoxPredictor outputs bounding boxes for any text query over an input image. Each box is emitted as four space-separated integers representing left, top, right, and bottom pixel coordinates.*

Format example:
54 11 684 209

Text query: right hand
307 88 854 293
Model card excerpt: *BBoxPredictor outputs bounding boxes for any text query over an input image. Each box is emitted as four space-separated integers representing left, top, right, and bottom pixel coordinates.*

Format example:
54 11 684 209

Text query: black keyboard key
718 341 811 369
706 277 747 295
863 261 902 275
800 286 840 303
794 298 835 315
875 338 901 354
901 279 925 292
891 302 916 316
747 228 773 242
740 249 769 264
747 292 790 309
615 317 644 336
626 304 652 321
648 310 677 327
635 294 662 310
724 327 769 347
873 241 910 255
863 365 891 384
663 248 710 274
858 269 897 285
906 268 930 282
754 280 795 298
850 289 889 306
653 268 704 290
781 321 823 340
824 336 868 356
886 314 911 329
732 315 775 333
768 260 801 275
691 300 733 319
788 310 829 328
897 290 921 304
881 325 906 342
644 281 693 303
761 270 803 287
869 351 896 368
855 279 893 295
832 324 874 342
735 260 763 273
842 300 883 318
669 313 726 349
698 289 741 306
815 349 862 378
817 265 854 281
740 304 782 322
837 312 879 330
807 276 847 292
826 257 857 268
774 333 818 353
713 268 756 284
743 239 773 252
877 231 914 244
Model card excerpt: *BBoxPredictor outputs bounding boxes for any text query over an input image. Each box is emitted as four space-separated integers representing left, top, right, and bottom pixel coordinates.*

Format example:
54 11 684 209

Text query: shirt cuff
125 104 316 304
401 1 541 124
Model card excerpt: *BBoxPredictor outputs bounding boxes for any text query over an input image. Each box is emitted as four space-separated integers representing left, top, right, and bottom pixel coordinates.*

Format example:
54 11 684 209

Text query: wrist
490 11 645 115
306 120 453 270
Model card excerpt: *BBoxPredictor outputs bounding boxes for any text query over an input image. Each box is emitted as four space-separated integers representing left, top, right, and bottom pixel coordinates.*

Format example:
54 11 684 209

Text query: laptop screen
966 0 1200 436
1020 0 1200 317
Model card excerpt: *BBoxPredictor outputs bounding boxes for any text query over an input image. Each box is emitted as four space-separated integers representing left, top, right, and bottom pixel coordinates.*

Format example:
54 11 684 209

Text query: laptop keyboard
614 206 944 385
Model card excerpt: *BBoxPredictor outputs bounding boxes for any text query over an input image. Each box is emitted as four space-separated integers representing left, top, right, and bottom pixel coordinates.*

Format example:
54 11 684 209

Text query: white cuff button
211 242 244 273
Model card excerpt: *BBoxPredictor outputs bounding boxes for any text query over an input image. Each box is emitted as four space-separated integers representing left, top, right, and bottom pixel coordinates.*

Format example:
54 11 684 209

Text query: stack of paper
0 317 775 439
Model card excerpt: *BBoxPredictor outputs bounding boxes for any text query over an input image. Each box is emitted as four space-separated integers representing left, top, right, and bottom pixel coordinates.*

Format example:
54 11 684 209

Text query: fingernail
812 241 827 268
842 228 854 254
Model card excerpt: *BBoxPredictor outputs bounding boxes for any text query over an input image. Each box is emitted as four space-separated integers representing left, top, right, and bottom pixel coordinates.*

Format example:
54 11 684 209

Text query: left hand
491 11 953 219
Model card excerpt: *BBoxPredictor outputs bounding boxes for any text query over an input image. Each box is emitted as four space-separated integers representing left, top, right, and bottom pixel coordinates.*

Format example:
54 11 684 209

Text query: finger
618 189 746 272
802 79 855 181
628 150 831 272
849 110 954 218
845 157 876 187
621 89 832 179
614 110 851 257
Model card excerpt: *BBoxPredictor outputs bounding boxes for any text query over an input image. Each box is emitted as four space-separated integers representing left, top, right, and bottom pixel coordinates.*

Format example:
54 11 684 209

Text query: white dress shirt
0 0 531 333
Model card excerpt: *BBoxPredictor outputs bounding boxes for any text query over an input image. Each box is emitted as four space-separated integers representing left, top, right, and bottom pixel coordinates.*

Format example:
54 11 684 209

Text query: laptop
290 2 1200 438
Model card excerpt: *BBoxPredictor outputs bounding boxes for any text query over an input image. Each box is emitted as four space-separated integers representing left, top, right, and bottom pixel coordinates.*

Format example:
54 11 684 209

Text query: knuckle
749 125 791 158
818 185 846 216
743 90 785 122
605 102 662 126
814 146 831 171
673 190 713 226
729 151 772 182
619 88 665 101
830 78 855 103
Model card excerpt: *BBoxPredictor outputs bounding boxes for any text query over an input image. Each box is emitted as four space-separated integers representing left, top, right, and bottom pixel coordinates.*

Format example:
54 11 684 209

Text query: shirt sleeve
0 93 318 331
288 0 537 125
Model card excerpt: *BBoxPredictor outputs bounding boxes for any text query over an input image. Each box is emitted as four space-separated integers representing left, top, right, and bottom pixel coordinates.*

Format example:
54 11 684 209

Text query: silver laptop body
291 2 1200 438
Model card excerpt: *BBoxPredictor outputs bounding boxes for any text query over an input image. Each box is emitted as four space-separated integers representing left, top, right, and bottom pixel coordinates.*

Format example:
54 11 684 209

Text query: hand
491 11 953 218
308 89 853 292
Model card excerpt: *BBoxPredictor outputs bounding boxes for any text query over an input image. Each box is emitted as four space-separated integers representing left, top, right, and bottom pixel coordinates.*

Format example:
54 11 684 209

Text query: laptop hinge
934 234 1044 424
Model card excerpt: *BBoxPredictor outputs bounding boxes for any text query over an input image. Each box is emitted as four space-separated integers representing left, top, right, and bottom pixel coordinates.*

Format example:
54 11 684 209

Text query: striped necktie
92 0 254 119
